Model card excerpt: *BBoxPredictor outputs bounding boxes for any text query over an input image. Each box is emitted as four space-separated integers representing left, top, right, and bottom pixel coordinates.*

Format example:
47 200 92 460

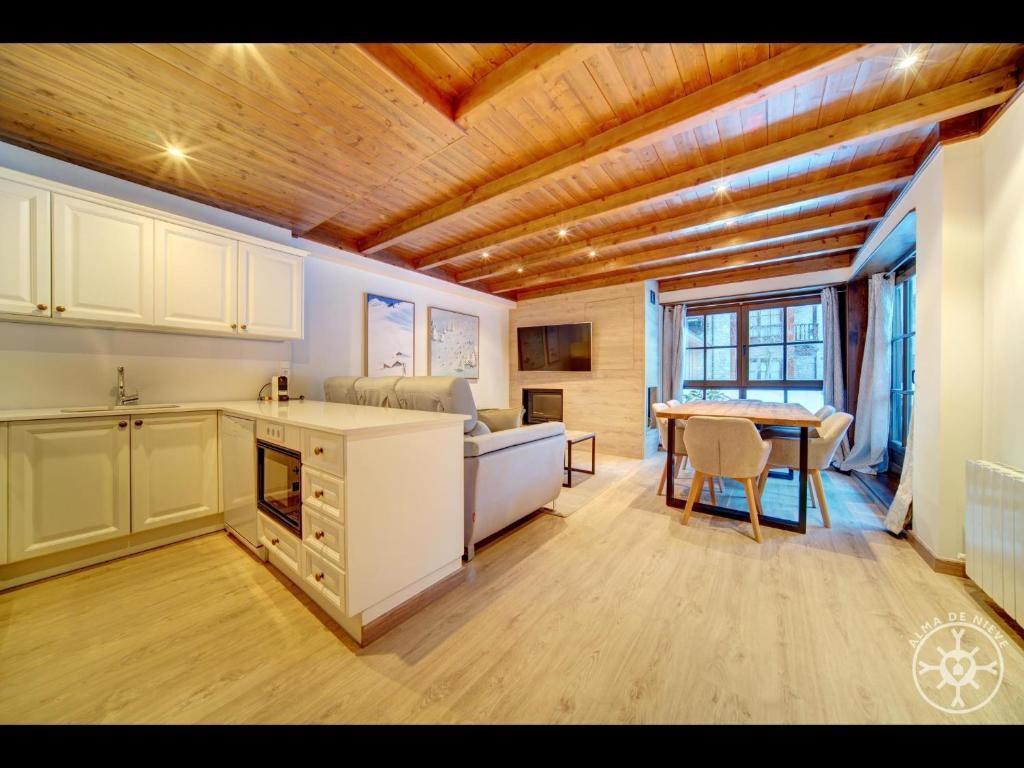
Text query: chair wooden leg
657 460 668 496
811 469 831 528
743 478 763 543
682 472 703 525
758 465 770 495
706 474 717 505
674 454 685 479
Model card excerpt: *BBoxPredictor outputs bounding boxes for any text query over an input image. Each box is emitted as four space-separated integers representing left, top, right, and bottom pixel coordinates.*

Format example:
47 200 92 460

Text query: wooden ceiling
0 42 1020 300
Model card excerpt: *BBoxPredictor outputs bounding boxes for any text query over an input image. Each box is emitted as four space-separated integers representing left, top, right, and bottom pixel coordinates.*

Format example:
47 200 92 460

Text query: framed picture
365 293 415 377
428 307 480 380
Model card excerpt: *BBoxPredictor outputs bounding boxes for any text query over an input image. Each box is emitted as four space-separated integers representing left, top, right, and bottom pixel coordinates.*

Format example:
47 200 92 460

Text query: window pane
787 389 824 412
907 275 916 333
705 388 740 401
706 312 737 347
891 392 904 445
787 303 822 342
892 339 904 389
786 342 823 380
684 348 704 381
749 345 784 380
685 315 704 348
706 348 737 380
908 335 915 391
746 388 786 403
681 388 705 402
893 283 904 336
748 307 784 344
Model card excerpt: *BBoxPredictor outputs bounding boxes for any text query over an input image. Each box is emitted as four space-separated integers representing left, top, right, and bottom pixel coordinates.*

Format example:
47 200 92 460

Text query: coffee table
564 430 596 488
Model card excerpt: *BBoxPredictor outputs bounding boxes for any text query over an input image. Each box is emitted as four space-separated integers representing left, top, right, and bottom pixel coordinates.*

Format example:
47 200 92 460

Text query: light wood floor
2 455 1023 724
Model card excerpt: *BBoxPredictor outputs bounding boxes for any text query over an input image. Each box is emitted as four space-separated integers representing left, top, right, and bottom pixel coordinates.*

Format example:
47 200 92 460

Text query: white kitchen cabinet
131 412 218 532
154 221 238 334
52 194 154 325
8 417 131 562
0 424 8 564
238 243 303 339
0 178 50 317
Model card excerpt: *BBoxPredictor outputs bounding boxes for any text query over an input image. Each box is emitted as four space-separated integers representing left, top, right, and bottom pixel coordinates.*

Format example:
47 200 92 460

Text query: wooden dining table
656 400 823 534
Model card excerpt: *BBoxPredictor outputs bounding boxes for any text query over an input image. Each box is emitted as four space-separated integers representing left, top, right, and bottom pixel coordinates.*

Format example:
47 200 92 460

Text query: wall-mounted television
517 322 592 372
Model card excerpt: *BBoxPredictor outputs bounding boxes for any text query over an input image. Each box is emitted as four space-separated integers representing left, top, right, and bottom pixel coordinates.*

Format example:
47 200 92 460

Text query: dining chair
758 412 853 528
682 416 771 542
653 403 718 502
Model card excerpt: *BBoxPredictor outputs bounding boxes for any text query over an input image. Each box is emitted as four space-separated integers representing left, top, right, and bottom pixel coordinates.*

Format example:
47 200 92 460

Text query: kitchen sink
59 404 181 413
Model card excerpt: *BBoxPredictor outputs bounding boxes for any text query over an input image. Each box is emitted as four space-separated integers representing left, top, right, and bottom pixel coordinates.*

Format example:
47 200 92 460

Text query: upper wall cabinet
52 194 154 325
155 221 238 334
238 243 303 340
0 178 51 317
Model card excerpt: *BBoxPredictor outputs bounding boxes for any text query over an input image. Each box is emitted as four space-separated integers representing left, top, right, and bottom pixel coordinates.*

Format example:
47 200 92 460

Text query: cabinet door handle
313 446 323 455
118 420 128 428
55 305 66 312
240 323 248 330
134 420 143 427
314 489 324 499
314 571 324 582
230 323 237 329
271 537 279 546
314 530 325 540
36 303 48 311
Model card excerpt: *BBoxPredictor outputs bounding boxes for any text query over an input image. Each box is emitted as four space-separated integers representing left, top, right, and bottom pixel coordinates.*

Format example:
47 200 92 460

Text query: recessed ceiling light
895 49 921 71
165 145 187 159
714 182 729 195
481 251 490 259
517 267 524 273
588 249 597 258
557 227 569 239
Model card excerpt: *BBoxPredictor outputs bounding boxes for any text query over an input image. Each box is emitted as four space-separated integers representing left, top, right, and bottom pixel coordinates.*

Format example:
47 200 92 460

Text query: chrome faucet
117 366 139 406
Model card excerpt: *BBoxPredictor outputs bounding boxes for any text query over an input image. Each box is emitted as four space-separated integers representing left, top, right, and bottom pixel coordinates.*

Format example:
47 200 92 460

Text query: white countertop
0 399 468 437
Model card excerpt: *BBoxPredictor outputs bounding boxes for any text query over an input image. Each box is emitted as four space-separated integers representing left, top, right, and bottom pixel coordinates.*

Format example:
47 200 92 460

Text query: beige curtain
884 407 915 534
821 286 850 464
661 304 685 403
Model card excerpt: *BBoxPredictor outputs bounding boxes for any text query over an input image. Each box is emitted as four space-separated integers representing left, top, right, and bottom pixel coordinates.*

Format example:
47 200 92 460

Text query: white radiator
965 460 1024 623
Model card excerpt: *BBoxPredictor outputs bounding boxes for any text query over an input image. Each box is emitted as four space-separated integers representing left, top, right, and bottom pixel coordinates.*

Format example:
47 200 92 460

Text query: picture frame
364 293 415 377
428 306 480 380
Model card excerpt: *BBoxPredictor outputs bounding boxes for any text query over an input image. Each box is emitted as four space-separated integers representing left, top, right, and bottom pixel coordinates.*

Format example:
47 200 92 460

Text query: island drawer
302 428 344 476
258 512 300 576
302 506 345 568
301 466 344 521
302 548 346 612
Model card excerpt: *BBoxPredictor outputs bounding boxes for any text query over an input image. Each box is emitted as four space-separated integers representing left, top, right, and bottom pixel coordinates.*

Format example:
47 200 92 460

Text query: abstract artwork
365 293 415 377
428 307 480 379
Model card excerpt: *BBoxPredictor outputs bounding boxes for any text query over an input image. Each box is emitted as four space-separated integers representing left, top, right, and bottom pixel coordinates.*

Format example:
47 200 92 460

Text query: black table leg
797 426 808 534
564 439 574 488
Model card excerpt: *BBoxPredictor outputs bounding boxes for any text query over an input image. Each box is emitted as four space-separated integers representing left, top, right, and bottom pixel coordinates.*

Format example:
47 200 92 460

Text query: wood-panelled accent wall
510 282 658 459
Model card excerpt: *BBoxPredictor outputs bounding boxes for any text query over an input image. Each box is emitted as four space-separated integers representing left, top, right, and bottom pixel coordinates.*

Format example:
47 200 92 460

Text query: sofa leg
465 542 475 562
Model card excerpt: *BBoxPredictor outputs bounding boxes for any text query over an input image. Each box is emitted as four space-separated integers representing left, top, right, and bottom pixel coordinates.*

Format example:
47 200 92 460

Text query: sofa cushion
354 376 402 408
476 407 525 433
395 376 478 433
323 376 361 405
463 421 565 458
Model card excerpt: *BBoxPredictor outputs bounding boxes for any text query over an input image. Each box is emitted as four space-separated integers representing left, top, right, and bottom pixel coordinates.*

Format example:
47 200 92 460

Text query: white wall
0 142 512 411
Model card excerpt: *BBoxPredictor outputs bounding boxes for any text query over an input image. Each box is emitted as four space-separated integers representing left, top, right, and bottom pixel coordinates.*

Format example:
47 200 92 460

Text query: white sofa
324 376 565 559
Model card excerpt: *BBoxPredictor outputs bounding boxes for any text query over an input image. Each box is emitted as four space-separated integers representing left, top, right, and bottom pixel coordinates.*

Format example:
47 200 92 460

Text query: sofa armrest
464 421 565 458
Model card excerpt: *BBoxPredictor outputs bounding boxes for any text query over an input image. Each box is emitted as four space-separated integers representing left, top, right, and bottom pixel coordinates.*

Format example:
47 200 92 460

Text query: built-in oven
257 440 302 535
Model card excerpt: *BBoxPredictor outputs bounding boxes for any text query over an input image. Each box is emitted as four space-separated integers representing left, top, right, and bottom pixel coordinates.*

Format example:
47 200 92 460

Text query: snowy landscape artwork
365 293 415 377
429 307 480 379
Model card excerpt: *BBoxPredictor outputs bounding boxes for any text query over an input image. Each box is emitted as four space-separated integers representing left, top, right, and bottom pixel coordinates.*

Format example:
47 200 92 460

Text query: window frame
889 257 916 472
683 295 824 393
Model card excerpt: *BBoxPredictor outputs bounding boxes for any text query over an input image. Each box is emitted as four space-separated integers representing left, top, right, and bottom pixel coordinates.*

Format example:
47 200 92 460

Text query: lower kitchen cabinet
131 412 218 531
8 417 132 561
0 424 7 564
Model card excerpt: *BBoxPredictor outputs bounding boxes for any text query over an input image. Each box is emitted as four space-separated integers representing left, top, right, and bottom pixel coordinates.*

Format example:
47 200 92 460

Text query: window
889 259 916 472
681 295 824 407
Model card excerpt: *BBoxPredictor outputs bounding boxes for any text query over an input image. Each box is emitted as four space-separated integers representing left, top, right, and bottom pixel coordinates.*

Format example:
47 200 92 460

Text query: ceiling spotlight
165 145 187 159
895 49 921 71
588 249 597 258
481 251 490 259
557 227 569 239
517 267 524 273
714 182 729 195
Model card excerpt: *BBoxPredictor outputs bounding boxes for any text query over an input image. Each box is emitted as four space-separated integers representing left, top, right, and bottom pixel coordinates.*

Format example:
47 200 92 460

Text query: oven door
257 440 302 535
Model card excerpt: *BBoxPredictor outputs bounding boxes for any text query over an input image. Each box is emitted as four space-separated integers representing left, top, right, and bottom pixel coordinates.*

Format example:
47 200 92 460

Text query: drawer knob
118 420 128 428
313 446 324 455
271 537 279 546
314 571 325 582
230 323 237 329
241 323 248 330
36 303 48 311
314 530 325 540
55 305 66 312
134 419 143 427
314 489 324 499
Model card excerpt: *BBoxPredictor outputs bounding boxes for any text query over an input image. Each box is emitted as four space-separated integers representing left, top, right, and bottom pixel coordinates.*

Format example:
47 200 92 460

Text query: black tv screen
517 323 592 371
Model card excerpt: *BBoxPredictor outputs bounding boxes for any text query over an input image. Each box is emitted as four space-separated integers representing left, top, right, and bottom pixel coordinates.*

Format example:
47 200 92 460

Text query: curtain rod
662 281 846 308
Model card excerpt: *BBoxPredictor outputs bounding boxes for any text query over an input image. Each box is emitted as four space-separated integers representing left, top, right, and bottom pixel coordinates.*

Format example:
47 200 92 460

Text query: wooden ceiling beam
457 159 912 284
510 234 865 301
415 65 1018 272
453 44 594 126
353 44 461 125
356 43 886 255
489 207 879 293
657 253 856 293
